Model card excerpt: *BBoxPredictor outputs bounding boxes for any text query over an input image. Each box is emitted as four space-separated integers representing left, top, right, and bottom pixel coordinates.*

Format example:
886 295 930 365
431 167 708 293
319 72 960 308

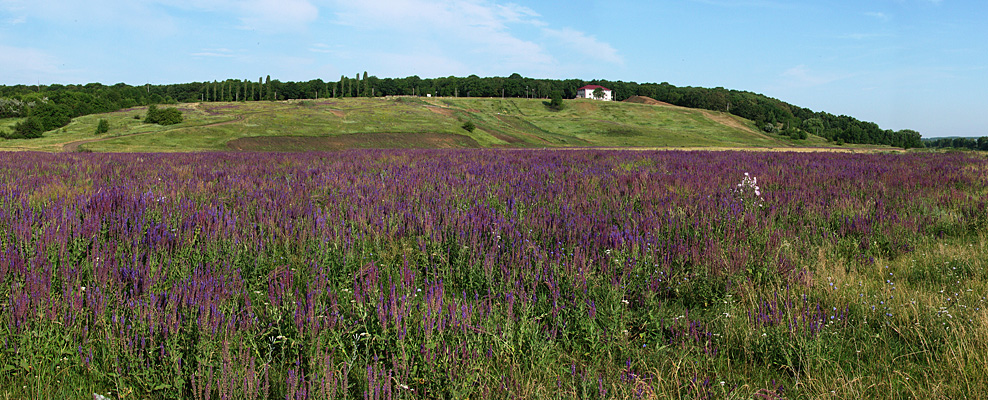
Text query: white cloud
309 43 335 54
328 0 622 75
191 48 237 57
543 28 623 65
493 3 543 26
864 11 890 21
330 0 555 71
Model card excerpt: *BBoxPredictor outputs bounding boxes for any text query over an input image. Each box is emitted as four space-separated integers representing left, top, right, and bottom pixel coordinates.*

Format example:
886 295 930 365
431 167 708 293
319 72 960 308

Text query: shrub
548 90 564 111
12 117 45 138
144 104 184 125
30 102 71 131
461 121 476 133
95 119 109 134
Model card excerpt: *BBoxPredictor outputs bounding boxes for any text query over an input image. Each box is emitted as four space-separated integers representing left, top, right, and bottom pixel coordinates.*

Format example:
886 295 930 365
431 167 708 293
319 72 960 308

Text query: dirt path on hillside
62 132 145 152
425 106 454 117
698 110 759 135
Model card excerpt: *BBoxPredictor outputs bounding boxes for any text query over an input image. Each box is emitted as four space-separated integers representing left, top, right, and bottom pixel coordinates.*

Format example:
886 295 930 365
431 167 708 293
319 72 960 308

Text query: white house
576 85 613 101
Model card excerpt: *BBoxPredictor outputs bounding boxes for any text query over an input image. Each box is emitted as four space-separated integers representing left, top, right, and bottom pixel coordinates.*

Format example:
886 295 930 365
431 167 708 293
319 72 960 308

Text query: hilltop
1 75 923 150
0 97 860 153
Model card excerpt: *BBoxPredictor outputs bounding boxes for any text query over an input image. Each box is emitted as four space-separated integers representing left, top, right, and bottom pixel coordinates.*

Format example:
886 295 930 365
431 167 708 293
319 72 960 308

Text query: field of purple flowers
2 150 987 399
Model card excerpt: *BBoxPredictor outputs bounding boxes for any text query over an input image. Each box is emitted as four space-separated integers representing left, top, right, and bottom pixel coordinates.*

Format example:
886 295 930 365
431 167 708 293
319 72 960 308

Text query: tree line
1 74 922 148
923 137 988 151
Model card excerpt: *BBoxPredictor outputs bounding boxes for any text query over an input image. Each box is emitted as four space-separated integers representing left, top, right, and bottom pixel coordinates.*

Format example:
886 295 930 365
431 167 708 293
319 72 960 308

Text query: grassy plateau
0 97 866 153
1 149 986 399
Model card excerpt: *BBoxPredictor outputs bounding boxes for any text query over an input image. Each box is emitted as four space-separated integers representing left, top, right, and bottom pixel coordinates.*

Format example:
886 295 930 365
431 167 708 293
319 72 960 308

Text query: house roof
578 85 611 91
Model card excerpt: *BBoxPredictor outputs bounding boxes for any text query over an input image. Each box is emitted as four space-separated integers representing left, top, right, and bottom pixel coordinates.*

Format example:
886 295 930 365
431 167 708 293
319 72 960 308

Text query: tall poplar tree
363 71 370 97
265 75 272 100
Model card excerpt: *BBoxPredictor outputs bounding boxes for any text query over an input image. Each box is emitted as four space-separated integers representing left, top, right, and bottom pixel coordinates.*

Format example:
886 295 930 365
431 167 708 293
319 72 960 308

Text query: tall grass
0 150 985 399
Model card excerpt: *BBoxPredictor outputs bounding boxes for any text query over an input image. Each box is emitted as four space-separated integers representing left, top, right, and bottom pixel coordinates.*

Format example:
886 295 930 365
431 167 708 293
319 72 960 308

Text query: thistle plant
735 172 764 209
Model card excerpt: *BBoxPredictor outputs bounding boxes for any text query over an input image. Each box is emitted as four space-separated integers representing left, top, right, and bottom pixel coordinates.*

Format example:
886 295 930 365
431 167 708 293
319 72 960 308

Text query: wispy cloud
308 43 335 54
329 0 621 75
190 48 237 58
331 0 552 70
864 11 890 21
543 28 623 65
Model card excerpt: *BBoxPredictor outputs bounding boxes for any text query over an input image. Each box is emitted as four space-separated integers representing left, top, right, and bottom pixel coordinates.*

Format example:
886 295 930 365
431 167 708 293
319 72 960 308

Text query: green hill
2 97 844 152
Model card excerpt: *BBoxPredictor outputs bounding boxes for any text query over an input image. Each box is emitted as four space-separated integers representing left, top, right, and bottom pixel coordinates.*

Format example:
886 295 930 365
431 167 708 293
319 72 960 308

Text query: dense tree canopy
0 74 923 148
924 136 988 151
143 105 183 126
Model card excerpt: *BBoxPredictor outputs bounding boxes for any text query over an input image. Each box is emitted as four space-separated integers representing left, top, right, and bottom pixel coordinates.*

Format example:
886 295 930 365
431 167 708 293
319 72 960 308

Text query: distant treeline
1 73 922 148
923 137 988 151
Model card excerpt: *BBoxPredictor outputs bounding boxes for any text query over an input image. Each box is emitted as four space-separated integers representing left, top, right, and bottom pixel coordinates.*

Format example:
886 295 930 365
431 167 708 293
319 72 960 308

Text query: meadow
0 98 831 153
1 149 986 399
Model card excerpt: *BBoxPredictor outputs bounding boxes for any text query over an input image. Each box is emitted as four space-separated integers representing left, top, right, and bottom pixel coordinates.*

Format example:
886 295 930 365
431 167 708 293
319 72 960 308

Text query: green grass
0 98 880 152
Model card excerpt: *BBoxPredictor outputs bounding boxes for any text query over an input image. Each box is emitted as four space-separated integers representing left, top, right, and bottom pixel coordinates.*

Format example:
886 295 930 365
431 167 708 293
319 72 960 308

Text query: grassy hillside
1 97 857 152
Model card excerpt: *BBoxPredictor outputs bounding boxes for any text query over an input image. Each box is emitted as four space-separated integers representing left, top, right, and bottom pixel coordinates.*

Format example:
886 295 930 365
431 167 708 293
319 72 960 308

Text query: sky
1 0 986 137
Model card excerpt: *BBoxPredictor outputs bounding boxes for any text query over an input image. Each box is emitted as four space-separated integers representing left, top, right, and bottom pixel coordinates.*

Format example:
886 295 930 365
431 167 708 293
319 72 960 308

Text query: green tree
144 104 159 123
12 117 45 138
265 75 272 100
363 71 370 97
802 118 824 135
461 121 476 132
896 129 923 149
548 90 564 110
30 101 72 131
95 118 109 134
592 87 604 100
144 105 183 125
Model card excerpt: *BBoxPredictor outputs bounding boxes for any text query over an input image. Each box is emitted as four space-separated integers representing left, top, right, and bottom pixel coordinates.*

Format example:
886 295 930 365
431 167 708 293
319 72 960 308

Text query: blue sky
1 0 985 137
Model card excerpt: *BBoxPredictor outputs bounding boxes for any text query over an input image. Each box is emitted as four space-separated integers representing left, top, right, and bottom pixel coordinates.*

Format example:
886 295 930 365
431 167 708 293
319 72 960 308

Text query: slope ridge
0 97 815 152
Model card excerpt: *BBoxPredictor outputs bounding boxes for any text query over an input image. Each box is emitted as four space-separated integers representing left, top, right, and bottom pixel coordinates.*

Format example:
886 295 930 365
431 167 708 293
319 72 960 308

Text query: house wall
576 88 612 101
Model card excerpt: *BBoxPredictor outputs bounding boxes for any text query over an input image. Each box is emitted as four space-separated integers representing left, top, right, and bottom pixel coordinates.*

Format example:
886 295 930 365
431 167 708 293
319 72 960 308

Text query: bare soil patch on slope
698 110 759 135
622 96 674 106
